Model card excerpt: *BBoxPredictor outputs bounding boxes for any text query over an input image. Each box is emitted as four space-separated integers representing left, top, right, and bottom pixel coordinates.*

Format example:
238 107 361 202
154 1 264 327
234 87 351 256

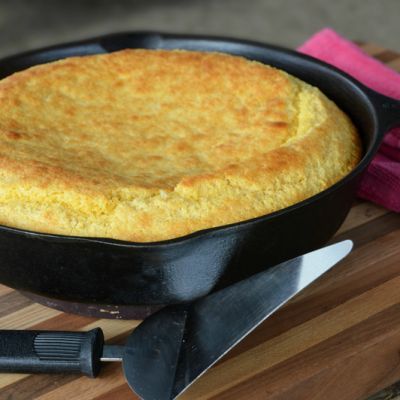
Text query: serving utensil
0 240 352 399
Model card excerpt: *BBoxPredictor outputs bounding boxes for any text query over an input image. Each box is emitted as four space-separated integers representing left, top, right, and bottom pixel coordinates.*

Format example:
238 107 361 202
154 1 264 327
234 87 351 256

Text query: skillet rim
0 31 383 248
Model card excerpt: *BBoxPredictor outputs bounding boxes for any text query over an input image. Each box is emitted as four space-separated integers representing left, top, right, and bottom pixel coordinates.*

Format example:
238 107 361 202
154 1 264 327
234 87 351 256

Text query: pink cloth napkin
298 28 400 212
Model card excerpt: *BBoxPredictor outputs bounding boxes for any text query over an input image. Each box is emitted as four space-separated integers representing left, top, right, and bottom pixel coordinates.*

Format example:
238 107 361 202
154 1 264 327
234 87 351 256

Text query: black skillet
0 32 398 307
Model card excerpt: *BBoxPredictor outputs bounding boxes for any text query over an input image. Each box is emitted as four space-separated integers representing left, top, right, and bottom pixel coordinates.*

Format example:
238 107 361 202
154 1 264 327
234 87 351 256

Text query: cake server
0 240 352 399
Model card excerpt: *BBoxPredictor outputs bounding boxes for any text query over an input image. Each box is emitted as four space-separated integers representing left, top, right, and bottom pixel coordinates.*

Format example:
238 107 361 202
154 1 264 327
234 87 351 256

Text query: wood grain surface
0 43 399 400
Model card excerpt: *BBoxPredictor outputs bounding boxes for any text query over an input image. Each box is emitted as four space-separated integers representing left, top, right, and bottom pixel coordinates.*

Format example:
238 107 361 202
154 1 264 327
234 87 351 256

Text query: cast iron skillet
0 32 399 306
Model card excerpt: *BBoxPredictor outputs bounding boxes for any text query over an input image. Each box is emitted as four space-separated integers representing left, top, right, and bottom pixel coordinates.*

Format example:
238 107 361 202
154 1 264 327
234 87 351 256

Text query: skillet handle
369 91 400 135
0 328 104 377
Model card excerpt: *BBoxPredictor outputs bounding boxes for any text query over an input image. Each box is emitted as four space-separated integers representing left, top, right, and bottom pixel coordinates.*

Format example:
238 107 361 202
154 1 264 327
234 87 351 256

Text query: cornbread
0 49 361 242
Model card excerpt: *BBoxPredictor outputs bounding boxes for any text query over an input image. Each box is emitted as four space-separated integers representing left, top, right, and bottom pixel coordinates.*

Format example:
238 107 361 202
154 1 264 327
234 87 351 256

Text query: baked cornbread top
0 49 361 242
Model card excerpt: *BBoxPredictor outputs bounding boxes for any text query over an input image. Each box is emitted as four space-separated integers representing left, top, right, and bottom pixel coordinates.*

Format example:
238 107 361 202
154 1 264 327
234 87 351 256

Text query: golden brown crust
0 49 362 242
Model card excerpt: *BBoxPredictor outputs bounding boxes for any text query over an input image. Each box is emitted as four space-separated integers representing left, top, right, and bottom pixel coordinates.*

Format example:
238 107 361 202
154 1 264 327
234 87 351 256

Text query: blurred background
0 0 399 58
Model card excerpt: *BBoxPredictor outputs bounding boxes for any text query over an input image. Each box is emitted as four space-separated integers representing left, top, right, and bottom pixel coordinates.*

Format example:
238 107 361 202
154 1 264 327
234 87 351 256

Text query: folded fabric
298 28 400 212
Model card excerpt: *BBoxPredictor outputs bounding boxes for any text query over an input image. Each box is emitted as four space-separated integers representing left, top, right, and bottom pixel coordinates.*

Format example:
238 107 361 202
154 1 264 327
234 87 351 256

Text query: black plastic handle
0 328 104 377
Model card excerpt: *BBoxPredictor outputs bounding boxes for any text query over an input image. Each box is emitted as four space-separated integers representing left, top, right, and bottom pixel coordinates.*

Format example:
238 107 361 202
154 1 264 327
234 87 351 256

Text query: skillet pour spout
0 32 399 309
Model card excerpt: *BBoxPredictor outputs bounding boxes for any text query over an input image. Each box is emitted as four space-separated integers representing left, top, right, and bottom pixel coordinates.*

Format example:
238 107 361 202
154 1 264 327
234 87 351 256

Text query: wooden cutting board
0 43 399 400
